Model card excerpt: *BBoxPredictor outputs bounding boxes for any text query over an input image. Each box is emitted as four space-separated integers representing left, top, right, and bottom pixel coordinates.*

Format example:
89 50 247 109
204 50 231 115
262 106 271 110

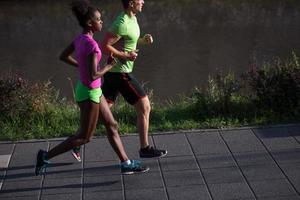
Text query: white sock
121 160 131 165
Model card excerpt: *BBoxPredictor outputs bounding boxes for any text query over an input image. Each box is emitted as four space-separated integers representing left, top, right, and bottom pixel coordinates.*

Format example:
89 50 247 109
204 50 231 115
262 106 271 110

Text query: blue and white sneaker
121 160 149 175
35 150 50 176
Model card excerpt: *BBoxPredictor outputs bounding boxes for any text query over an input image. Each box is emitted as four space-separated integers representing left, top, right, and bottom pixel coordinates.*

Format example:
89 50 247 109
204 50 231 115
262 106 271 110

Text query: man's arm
138 34 153 45
102 32 138 61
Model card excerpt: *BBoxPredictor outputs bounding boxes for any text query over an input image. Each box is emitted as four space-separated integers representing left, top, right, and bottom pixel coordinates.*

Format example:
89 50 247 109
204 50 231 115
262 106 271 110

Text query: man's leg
99 96 150 174
134 96 151 148
108 73 167 158
108 96 150 149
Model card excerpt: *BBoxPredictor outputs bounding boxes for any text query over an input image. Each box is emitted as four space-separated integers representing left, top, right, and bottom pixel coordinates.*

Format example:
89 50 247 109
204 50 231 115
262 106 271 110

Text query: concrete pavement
0 125 300 200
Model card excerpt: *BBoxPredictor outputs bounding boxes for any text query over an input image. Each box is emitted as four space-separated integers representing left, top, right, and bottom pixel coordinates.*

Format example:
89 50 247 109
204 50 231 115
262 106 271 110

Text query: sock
121 160 131 166
43 152 51 163
74 146 81 151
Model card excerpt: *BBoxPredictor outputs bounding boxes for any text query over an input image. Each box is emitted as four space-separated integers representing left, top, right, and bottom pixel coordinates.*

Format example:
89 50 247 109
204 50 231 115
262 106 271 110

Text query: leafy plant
1 53 300 140
244 52 300 114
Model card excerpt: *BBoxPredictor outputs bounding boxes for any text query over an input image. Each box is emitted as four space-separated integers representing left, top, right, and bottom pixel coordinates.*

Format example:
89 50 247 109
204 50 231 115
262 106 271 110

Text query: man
72 0 167 162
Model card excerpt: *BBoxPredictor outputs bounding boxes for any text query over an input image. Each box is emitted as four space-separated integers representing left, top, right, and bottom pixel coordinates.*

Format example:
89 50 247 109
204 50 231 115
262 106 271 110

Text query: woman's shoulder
74 34 99 52
75 34 96 44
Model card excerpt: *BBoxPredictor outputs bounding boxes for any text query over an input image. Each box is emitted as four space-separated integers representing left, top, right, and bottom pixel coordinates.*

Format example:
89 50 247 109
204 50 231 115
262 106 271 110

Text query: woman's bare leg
46 100 99 160
99 95 129 162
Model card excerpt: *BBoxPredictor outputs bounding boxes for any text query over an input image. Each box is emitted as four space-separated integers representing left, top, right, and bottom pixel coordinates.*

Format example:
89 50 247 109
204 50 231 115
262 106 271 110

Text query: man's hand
119 50 138 63
126 50 138 61
143 34 153 44
107 53 117 66
118 50 138 64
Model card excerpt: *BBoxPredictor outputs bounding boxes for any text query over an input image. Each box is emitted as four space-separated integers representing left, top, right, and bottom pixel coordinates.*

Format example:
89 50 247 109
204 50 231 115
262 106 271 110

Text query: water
1 0 300 103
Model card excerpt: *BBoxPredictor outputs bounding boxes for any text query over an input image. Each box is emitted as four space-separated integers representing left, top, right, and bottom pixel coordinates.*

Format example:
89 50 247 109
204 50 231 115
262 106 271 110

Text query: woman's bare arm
88 53 116 81
59 43 78 67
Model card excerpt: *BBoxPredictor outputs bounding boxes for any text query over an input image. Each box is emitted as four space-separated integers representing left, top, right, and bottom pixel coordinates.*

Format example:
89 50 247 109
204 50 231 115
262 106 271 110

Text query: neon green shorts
75 81 102 103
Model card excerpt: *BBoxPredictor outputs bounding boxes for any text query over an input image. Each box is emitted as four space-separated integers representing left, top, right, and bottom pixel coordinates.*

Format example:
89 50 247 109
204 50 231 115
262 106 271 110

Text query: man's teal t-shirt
109 12 140 73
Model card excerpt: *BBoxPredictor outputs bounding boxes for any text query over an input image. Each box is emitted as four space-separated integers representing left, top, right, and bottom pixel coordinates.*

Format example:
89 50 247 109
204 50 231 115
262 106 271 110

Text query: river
1 0 300 103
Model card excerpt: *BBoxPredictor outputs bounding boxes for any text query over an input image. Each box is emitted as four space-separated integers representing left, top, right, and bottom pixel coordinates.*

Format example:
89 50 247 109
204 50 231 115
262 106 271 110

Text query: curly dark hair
121 0 132 9
71 0 99 28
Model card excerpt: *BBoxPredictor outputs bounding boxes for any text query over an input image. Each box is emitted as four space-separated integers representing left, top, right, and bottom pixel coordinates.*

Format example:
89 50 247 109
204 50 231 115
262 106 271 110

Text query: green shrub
1 53 300 140
0 73 78 140
244 52 300 115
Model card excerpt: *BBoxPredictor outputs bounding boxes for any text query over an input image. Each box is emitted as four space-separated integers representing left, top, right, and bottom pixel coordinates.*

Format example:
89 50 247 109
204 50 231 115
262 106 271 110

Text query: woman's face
91 10 103 32
131 0 145 13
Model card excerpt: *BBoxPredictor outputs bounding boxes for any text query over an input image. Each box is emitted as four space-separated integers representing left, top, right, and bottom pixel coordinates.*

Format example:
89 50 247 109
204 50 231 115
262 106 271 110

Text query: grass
1 53 300 141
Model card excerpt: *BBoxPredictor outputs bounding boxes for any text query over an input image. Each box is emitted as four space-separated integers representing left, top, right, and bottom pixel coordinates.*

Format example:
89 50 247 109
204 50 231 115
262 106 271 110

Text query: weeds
244 52 300 115
1 53 300 140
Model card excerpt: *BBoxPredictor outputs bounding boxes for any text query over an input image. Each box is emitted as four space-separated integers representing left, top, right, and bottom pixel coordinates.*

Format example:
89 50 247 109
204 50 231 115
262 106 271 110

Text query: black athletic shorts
102 72 147 105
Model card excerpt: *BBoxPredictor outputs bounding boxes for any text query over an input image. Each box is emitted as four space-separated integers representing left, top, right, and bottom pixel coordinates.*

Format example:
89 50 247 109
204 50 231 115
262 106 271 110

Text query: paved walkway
0 125 300 200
